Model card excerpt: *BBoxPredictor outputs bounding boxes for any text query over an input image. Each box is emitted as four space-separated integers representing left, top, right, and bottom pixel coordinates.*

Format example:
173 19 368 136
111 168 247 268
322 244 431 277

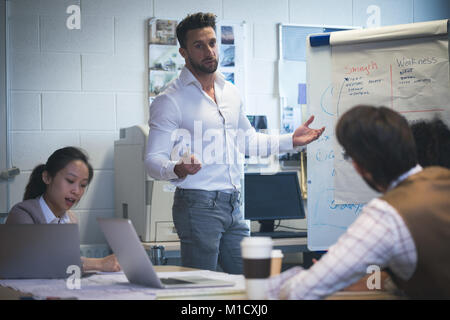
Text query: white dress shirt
39 196 71 224
267 165 422 300
145 67 294 191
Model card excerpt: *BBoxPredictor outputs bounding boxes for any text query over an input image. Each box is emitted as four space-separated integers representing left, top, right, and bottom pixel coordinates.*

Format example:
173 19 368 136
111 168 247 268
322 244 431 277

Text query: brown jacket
6 198 78 224
381 166 450 299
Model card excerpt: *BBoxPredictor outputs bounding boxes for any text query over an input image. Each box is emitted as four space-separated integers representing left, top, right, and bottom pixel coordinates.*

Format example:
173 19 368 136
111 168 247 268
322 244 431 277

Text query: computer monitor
246 115 268 131
244 171 306 232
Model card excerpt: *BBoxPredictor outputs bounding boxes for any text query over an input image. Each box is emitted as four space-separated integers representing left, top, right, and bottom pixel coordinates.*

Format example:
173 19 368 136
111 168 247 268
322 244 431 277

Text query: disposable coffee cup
240 237 273 300
270 249 284 276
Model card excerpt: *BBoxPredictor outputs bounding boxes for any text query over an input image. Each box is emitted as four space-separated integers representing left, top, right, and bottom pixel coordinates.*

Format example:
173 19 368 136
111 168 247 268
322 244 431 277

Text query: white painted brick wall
116 93 148 128
77 170 115 210
8 172 31 208
353 0 413 27
9 0 80 16
41 15 114 53
154 0 221 18
11 131 80 170
80 132 117 170
11 53 82 90
42 93 116 130
7 0 448 245
9 15 40 52
223 0 289 23
81 54 145 91
289 0 353 26
114 17 147 56
81 0 152 17
247 60 276 95
253 23 277 61
11 93 41 131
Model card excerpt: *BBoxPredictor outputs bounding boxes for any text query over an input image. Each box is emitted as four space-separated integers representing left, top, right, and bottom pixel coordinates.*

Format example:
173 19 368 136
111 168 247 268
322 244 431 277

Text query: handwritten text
344 61 378 76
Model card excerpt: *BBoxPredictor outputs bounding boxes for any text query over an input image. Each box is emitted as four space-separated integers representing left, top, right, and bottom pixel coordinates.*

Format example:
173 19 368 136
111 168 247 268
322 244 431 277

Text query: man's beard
188 55 218 74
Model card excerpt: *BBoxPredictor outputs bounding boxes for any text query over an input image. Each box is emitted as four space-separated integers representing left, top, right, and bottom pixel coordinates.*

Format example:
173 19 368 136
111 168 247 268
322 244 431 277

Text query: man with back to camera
267 105 450 299
145 12 325 274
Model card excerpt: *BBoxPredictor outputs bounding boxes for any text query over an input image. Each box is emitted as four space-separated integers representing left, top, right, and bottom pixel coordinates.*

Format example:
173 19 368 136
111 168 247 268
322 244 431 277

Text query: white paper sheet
0 270 245 300
329 20 449 204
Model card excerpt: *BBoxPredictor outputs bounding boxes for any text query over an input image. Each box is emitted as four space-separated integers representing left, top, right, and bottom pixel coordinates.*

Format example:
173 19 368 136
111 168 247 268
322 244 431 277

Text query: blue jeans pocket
186 198 216 209
174 194 216 209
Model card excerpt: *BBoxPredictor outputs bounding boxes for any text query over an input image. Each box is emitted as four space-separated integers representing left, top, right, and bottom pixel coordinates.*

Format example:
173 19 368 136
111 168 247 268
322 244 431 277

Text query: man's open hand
292 115 325 147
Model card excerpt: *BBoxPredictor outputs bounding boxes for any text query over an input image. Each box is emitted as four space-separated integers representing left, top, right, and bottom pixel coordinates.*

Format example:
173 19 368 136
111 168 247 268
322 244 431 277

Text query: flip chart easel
306 19 449 251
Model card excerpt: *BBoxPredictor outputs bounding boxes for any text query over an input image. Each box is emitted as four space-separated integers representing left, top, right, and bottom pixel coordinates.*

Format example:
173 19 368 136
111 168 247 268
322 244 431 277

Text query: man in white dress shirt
145 12 324 274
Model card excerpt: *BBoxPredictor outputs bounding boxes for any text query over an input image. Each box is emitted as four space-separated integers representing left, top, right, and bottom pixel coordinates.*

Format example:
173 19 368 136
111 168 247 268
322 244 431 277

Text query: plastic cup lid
271 249 284 258
241 236 273 246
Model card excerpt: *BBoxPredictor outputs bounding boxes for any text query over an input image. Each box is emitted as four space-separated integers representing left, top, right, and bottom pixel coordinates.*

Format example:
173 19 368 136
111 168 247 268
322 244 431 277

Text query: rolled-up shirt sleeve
145 94 182 181
266 199 402 299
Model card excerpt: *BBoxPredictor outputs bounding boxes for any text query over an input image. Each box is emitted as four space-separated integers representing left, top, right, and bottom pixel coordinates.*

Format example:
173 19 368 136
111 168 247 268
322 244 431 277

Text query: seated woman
6 146 121 273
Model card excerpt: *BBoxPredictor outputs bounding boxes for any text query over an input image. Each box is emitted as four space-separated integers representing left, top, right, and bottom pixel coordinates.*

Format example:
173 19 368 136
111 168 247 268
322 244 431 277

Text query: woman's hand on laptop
81 254 121 272
99 254 121 272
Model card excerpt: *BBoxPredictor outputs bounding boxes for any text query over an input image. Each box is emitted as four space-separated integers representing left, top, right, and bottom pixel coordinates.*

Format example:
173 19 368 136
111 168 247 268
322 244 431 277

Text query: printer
114 125 179 242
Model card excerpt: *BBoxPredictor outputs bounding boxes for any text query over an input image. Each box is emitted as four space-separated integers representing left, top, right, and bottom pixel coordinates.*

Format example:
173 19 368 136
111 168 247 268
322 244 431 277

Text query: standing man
145 12 324 274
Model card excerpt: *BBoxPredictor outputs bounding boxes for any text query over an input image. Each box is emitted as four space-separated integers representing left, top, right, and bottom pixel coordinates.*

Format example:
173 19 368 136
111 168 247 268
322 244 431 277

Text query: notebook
97 218 235 289
0 224 82 279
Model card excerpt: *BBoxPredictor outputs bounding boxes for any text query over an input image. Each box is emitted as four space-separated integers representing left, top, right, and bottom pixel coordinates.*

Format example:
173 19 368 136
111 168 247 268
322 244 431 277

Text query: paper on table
155 270 245 299
0 272 156 300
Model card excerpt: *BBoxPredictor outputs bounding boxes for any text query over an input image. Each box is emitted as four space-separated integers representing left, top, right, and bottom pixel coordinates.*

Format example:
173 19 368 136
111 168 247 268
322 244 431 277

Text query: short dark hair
335 105 417 189
176 12 216 49
411 118 450 169
24 146 94 200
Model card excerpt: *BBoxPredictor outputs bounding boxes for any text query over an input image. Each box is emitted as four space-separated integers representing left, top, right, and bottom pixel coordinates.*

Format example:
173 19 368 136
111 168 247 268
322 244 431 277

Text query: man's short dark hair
176 12 216 49
336 105 417 189
411 118 450 169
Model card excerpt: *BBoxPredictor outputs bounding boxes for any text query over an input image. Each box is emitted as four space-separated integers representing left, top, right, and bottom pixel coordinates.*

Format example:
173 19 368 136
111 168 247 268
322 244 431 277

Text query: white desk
143 241 181 253
142 237 308 260
143 237 307 250
0 265 400 300
0 266 246 300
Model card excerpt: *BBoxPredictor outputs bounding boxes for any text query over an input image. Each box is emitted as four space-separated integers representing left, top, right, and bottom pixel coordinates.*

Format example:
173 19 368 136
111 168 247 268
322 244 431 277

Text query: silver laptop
0 224 82 279
97 218 235 289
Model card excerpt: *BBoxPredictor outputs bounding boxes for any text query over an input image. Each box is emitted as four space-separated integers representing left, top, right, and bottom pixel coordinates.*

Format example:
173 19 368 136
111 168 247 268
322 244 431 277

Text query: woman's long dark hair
23 147 94 201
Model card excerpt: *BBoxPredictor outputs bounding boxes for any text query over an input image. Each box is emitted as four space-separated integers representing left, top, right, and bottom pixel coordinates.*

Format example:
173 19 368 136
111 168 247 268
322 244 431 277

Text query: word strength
344 61 379 76
180 304 268 318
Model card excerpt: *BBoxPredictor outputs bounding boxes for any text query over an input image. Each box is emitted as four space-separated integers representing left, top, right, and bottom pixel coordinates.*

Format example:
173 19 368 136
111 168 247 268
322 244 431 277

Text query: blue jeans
172 188 250 275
